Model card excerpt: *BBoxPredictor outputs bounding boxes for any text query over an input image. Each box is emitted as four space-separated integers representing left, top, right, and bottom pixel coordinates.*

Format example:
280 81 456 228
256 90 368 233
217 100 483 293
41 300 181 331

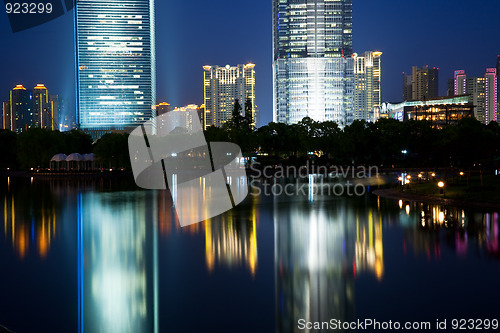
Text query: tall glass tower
75 0 156 136
273 0 353 126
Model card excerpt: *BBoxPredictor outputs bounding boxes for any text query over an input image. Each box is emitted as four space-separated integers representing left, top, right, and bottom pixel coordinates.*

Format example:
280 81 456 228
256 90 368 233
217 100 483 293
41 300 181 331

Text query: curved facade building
75 0 156 136
273 0 354 126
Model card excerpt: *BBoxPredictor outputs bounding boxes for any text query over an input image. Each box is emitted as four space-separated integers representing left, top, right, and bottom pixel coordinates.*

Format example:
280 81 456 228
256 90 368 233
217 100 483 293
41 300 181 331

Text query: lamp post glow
438 181 445 195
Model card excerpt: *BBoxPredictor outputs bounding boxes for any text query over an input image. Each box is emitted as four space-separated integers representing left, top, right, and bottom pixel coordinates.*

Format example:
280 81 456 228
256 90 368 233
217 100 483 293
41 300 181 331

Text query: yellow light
406 175 411 179
438 181 445 188
398 177 403 181
438 212 445 224
418 174 422 178
431 173 436 177
459 172 464 176
405 205 410 215
399 200 403 209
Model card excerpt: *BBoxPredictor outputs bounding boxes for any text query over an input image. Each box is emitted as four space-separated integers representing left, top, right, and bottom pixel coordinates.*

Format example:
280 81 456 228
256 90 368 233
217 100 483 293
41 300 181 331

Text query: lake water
0 176 499 333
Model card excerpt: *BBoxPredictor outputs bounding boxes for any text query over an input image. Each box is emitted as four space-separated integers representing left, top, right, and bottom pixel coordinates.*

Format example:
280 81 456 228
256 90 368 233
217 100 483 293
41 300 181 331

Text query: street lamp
438 181 445 195
459 171 464 176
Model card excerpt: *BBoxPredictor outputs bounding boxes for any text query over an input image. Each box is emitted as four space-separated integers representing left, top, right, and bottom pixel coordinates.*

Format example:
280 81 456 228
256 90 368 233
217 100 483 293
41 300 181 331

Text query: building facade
381 95 473 128
273 0 354 126
10 85 32 132
454 69 497 124
406 66 439 101
353 51 382 122
75 0 156 136
203 64 256 129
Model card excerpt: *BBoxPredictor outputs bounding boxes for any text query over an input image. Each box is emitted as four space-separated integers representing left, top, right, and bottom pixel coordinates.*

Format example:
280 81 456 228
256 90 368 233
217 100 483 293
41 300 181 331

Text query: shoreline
373 187 500 211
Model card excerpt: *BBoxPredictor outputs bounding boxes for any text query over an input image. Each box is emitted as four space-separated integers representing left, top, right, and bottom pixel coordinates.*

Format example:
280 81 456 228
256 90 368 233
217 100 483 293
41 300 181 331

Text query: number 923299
5 3 53 14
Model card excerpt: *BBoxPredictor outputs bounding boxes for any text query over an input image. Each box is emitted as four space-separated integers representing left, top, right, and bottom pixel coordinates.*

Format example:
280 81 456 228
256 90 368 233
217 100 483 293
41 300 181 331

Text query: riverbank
373 187 500 210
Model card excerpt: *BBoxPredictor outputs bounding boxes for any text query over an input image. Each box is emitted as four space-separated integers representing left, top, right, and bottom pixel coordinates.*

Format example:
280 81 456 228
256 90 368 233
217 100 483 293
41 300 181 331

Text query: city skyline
1 0 500 126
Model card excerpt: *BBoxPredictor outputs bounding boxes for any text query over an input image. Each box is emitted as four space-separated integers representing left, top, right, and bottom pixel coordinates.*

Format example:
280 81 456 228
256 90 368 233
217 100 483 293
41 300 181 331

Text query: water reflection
78 191 158 333
274 203 356 332
398 201 500 261
204 213 258 277
158 189 259 276
355 209 384 281
1 179 59 259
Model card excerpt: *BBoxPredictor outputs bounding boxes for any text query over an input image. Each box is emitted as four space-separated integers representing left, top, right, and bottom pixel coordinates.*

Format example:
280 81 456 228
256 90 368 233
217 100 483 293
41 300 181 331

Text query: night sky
1 0 500 126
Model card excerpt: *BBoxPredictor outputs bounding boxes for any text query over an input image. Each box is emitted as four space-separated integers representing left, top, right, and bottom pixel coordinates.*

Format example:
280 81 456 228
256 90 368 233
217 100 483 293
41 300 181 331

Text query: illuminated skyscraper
75 0 156 137
410 65 439 101
353 51 382 122
32 84 53 129
203 64 256 129
273 0 354 126
9 85 31 132
454 69 497 124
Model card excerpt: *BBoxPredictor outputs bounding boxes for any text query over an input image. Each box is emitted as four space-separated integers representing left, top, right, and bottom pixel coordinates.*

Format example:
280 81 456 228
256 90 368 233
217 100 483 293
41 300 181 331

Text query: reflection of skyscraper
79 191 158 333
75 0 156 137
273 0 354 126
355 209 384 280
275 204 355 332
1 181 58 259
204 214 258 277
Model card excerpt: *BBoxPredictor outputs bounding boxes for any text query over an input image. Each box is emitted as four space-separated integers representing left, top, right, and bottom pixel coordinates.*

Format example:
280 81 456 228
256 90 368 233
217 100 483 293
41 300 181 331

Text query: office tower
353 51 382 122
454 69 497 124
403 72 412 101
273 0 354 126
203 64 256 129
411 66 439 100
75 0 156 137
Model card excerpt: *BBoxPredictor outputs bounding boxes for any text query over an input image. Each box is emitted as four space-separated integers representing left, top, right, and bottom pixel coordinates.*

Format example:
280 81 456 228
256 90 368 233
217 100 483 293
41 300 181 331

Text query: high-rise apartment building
454 69 497 124
485 68 497 124
32 84 53 129
75 0 156 137
9 84 32 132
410 66 439 101
273 0 354 126
353 51 382 122
2 84 59 132
203 64 256 129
